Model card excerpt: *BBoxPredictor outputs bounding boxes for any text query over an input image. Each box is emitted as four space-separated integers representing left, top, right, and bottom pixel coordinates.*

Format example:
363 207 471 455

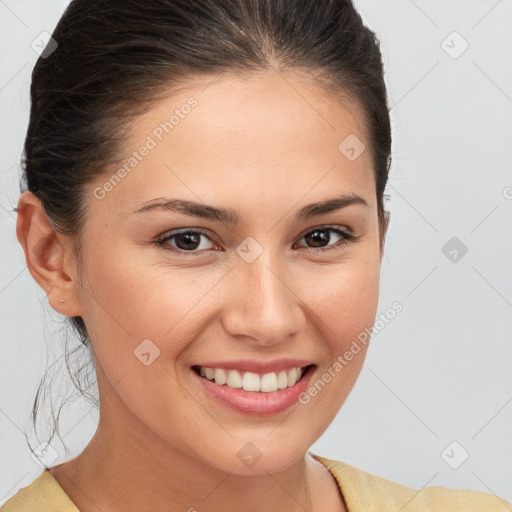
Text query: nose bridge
224 240 301 345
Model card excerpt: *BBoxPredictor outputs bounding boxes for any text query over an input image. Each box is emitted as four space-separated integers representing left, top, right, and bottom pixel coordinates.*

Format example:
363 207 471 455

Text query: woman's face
74 70 383 474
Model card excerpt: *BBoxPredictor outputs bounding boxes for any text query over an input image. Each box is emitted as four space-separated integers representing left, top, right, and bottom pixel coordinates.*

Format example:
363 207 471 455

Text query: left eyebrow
131 193 369 224
296 193 369 220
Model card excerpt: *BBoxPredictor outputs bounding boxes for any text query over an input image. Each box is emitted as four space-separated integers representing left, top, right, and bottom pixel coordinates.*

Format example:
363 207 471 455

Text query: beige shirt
1 453 510 511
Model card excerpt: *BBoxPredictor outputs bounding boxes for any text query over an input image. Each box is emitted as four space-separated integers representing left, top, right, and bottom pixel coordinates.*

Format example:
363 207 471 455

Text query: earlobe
16 191 82 317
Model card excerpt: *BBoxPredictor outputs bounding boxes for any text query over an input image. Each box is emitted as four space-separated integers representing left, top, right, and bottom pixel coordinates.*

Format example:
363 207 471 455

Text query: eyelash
154 225 359 255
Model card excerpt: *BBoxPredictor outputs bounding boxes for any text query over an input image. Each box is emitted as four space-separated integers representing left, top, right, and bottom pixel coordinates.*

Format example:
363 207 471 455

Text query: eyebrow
131 193 368 223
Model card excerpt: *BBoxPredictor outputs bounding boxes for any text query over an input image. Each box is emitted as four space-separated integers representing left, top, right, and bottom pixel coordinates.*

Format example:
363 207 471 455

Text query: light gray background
1 0 511 506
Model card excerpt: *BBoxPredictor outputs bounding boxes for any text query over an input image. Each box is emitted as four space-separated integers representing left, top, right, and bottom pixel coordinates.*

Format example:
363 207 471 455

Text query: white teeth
226 369 242 388
242 371 261 392
287 367 297 387
260 372 278 392
214 368 227 385
198 365 308 392
277 370 288 389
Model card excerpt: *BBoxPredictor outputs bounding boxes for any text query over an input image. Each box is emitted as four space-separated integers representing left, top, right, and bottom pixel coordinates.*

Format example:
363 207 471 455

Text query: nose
221 249 304 347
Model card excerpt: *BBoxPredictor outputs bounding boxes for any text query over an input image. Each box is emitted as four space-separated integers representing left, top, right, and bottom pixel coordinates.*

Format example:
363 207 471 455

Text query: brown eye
156 229 216 253
155 225 358 256
296 227 356 252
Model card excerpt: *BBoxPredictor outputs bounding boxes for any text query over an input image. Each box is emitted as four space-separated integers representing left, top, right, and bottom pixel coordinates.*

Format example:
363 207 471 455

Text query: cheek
305 255 381 347
76 251 203 431
297 257 380 412
77 244 225 379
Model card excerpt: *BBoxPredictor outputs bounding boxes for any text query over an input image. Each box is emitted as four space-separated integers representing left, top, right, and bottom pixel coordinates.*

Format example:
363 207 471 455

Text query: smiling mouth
191 364 315 393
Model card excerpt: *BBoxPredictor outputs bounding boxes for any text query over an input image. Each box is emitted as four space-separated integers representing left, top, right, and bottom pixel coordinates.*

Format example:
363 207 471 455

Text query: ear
380 209 390 260
16 190 82 317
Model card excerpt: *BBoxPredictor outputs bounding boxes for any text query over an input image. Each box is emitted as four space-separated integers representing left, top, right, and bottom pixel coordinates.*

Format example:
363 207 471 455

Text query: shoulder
0 470 79 512
312 453 512 512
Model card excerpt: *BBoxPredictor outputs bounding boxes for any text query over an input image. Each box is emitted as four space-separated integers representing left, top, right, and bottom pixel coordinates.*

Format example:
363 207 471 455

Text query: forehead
92 70 375 213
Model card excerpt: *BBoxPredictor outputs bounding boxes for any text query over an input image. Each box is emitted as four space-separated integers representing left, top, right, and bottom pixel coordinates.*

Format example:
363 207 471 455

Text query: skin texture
16 69 388 512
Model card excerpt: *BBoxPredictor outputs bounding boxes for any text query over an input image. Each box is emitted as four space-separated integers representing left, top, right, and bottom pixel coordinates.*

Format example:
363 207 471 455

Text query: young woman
2 1 510 511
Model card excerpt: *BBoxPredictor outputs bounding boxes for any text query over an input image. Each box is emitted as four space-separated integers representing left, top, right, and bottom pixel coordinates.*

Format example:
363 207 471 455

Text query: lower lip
192 366 315 416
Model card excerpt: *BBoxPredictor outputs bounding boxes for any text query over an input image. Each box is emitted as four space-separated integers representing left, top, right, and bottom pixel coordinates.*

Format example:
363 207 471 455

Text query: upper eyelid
297 224 353 237
158 224 352 238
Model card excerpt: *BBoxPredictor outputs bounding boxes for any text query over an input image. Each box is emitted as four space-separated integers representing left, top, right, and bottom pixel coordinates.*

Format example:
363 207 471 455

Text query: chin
198 434 313 476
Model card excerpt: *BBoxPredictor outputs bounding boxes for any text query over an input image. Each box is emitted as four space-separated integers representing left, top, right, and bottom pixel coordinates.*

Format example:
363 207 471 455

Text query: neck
52 398 314 512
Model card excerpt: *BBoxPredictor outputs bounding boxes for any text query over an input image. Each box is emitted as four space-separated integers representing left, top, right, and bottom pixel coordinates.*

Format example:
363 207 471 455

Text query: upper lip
193 358 315 374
